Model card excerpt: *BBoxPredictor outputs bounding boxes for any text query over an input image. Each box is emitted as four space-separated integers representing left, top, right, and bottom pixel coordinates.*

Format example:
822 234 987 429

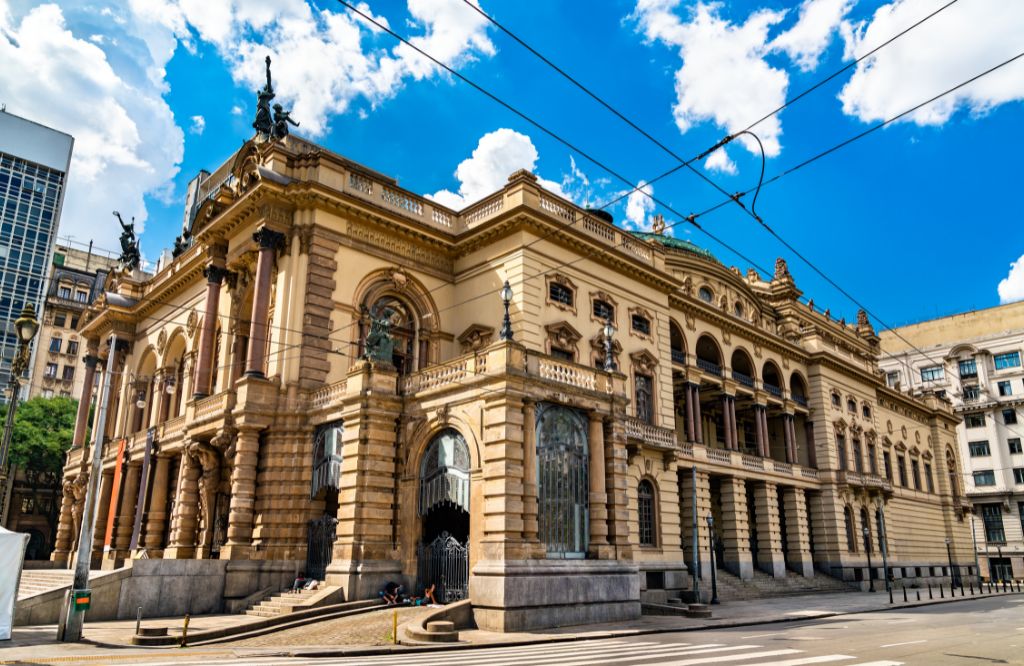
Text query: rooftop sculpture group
253 56 299 140
114 211 141 272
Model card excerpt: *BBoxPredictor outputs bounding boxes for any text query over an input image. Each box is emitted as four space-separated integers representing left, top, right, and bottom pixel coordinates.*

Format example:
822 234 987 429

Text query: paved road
7 595 1021 665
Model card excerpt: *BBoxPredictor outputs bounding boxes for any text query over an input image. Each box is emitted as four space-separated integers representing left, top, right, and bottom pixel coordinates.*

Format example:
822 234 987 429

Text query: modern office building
880 301 1024 581
0 110 74 401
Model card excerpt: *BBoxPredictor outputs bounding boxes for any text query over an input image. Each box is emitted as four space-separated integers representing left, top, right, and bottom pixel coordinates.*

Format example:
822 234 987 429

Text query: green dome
631 231 717 262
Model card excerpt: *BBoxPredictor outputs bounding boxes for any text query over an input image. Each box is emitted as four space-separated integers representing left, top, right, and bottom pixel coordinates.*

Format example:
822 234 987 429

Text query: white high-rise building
880 302 1024 582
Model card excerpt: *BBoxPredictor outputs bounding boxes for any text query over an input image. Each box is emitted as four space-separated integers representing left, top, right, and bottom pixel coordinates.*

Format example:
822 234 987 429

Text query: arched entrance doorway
306 420 342 580
417 428 470 602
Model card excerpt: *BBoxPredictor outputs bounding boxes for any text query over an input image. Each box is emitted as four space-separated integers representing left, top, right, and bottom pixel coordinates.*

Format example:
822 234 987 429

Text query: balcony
624 416 677 451
731 370 754 388
696 358 722 376
671 349 687 365
763 383 782 398
792 395 808 407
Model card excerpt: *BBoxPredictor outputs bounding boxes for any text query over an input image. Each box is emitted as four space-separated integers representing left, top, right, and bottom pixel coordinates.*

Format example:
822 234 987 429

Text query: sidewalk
2 586 1019 664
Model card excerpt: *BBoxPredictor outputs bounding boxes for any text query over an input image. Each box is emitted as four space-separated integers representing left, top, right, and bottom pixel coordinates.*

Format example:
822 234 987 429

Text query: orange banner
104 438 127 549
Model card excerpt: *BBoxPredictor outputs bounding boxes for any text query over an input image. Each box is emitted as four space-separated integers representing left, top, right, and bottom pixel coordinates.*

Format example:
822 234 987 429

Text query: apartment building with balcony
880 300 1024 581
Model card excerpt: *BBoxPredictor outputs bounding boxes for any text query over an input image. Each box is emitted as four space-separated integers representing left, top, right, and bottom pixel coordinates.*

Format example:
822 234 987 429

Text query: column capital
253 227 286 250
203 264 231 285
83 354 100 369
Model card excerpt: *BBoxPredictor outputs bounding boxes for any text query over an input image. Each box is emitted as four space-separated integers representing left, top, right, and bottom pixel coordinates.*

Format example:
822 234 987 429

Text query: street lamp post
499 281 513 341
602 316 616 372
0 303 40 520
863 525 875 592
945 537 957 593
706 514 719 605
878 504 891 598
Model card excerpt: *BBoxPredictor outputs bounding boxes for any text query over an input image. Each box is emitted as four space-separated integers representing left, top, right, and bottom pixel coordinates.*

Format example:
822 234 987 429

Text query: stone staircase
17 570 75 600
712 568 855 601
245 587 328 618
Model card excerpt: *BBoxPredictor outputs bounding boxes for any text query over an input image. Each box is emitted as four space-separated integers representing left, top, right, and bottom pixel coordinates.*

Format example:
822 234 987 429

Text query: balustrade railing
763 383 782 397
801 467 820 479
194 391 230 422
732 370 754 388
312 379 348 410
403 359 469 393
671 349 686 365
624 417 677 450
741 454 765 470
793 395 808 407
464 195 504 227
535 357 598 392
696 358 722 376
706 447 733 464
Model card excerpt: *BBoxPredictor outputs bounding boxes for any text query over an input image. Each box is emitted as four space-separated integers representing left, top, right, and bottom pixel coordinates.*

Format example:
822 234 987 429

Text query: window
973 470 996 487
61 365 75 381
981 504 1005 542
1019 503 1024 537
836 434 847 471
847 398 856 412
920 365 944 382
998 381 1013 397
58 286 71 299
592 299 614 321
551 348 574 362
853 439 864 473
53 312 66 328
862 405 872 419
48 337 61 353
733 302 744 318
69 315 79 329
925 463 935 493
631 314 651 336
1014 469 1024 485
911 460 921 490
965 413 986 428
549 282 573 307
883 452 893 481
42 389 54 399
897 456 907 486
635 375 653 424
844 506 857 552
963 385 980 400
958 359 977 378
66 340 78 355
969 441 991 457
536 403 589 558
637 480 656 546
886 371 900 388
831 393 841 407
75 290 88 302
698 287 713 303
868 443 878 475
1009 438 1023 455
1004 409 1018 425
44 363 58 378
994 352 1022 370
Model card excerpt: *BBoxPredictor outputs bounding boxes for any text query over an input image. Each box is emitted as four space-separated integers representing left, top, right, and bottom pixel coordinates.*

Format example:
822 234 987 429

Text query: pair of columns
683 383 703 444
193 227 285 398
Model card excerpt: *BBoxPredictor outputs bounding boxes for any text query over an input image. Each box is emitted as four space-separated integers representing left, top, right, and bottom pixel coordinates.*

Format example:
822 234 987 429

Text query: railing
381 186 424 216
536 357 597 392
771 460 793 475
732 370 754 388
348 172 373 195
763 383 782 397
432 208 453 228
706 447 733 464
624 417 677 450
540 195 576 222
193 391 230 422
800 468 819 479
312 379 348 410
741 454 765 470
671 349 686 365
464 195 504 227
793 395 808 407
696 358 722 376
403 359 469 394
161 415 186 440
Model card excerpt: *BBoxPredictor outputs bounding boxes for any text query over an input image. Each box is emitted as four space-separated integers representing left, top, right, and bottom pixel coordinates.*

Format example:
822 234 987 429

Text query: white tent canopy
0 526 29 640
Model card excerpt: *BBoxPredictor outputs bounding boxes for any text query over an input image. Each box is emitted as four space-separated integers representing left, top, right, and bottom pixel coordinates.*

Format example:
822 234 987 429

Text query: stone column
112 462 142 558
754 405 766 457
143 455 172 551
221 427 261 559
194 265 228 398
522 400 539 544
752 482 786 577
245 228 286 378
684 384 695 443
588 411 609 552
783 414 795 464
90 471 114 564
719 477 753 579
51 486 76 565
679 467 713 582
165 451 200 558
693 385 703 444
781 486 814 576
72 354 99 449
721 395 733 450
805 421 817 468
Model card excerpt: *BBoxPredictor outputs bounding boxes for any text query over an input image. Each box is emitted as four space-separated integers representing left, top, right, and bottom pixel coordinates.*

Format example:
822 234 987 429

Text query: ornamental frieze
348 221 453 273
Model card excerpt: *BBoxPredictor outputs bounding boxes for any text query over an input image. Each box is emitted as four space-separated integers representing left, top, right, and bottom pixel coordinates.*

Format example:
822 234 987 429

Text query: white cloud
839 0 1024 126
703 147 737 174
998 253 1024 304
189 115 206 135
622 181 655 231
427 128 567 209
0 2 182 246
230 104 244 116
771 0 853 71
130 0 495 136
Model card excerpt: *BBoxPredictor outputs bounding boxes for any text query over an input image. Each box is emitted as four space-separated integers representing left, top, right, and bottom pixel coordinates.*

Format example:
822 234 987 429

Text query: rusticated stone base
325 558 403 601
469 559 640 632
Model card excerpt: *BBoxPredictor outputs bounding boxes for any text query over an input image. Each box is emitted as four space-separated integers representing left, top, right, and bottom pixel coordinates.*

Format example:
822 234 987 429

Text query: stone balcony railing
311 378 348 410
190 390 235 427
624 417 677 451
528 352 619 395
679 442 819 482
837 470 893 493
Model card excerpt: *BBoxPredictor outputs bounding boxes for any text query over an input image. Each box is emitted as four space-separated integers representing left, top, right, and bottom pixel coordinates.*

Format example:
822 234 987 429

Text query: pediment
457 323 495 352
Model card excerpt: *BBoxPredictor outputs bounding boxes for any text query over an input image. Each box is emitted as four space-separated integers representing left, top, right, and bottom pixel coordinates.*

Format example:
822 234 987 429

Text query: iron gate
306 514 338 581
417 531 468 603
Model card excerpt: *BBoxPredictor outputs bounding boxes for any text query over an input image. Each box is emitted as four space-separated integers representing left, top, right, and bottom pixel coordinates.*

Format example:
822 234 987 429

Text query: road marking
485 644 745 666
743 632 784 638
789 637 825 641
879 640 926 648
305 643 694 666
657 649 803 665
739 657 854 666
846 662 905 665
332 641 661 663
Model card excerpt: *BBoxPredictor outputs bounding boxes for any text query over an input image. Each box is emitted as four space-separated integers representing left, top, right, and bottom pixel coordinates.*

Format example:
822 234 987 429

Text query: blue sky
2 0 1022 327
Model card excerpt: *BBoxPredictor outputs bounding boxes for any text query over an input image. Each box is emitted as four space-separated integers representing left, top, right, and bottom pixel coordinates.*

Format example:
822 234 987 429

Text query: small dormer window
631 314 651 336
593 299 614 321
698 287 713 303
550 282 573 306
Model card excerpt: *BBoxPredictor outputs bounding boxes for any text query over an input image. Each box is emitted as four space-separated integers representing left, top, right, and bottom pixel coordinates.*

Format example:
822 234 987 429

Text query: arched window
419 428 471 515
698 286 713 303
536 403 589 558
362 296 419 375
312 420 344 498
638 480 656 546
844 506 857 552
860 507 872 554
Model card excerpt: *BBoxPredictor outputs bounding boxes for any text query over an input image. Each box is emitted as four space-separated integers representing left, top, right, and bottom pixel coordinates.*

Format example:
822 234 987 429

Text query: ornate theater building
53 129 974 631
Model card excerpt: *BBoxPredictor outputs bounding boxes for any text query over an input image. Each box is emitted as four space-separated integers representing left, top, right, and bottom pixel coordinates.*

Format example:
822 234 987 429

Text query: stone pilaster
783 414 795 464
719 476 753 579
693 385 703 444
588 412 610 554
782 486 814 576
679 467 712 582
90 470 113 564
220 426 261 559
751 482 786 577
754 405 766 457
478 393 526 561
253 422 312 560
245 228 285 378
684 384 696 442
164 451 200 559
193 265 228 398
605 407 633 560
111 462 142 559
143 455 172 552
722 395 734 450
808 487 849 573
521 400 539 545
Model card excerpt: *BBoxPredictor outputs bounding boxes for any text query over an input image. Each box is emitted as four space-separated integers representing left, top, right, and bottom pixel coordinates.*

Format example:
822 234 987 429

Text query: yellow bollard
393 609 398 645
180 614 190 648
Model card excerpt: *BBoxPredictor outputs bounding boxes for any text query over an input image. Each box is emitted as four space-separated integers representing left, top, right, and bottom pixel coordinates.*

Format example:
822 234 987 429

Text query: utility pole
58 335 118 642
879 504 891 597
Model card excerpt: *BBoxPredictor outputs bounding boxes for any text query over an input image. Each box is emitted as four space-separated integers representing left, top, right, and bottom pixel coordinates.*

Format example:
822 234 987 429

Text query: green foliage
0 396 77 475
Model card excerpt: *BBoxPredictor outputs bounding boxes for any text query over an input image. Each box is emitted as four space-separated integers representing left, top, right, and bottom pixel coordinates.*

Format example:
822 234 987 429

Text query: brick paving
226 606 429 647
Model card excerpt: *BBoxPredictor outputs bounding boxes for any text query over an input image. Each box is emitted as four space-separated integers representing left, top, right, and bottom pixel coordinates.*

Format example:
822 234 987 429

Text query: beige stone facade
54 134 973 631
